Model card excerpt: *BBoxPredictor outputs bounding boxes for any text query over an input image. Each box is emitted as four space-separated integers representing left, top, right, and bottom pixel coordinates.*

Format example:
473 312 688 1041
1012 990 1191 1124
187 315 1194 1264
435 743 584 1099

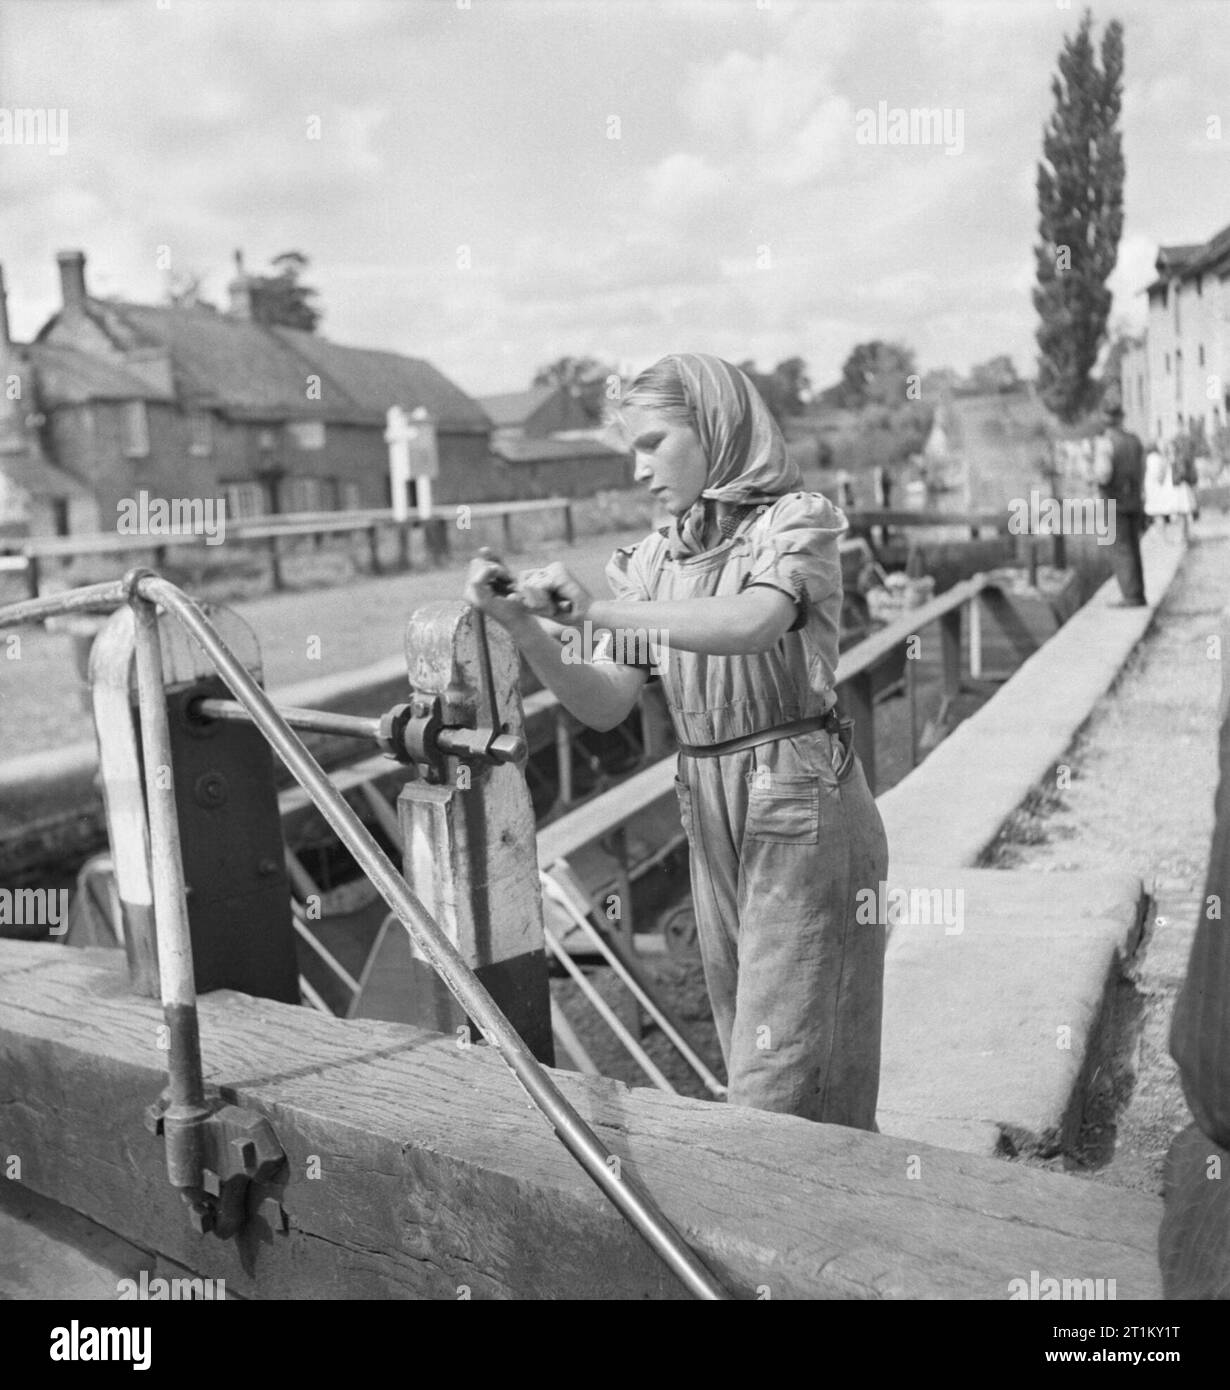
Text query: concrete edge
879 529 1186 869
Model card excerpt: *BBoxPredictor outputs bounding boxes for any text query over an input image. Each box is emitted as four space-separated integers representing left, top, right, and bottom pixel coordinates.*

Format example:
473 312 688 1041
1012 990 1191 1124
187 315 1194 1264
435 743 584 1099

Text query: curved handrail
0 573 729 1301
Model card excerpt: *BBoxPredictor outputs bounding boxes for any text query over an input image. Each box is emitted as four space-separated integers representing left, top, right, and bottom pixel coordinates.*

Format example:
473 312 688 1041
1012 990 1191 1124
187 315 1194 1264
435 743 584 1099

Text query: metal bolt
193 770 228 808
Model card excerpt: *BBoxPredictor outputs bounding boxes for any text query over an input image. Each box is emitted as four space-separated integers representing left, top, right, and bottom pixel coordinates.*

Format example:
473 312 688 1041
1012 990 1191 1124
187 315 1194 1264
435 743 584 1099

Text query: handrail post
128 577 212 1209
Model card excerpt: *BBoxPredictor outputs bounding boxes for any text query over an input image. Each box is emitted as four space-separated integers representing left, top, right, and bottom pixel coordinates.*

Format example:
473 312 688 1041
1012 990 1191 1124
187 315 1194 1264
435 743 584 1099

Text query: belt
676 704 853 760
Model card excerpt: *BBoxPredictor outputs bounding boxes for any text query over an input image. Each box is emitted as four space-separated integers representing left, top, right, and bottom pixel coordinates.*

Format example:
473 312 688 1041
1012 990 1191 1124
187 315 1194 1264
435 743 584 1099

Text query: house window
340 482 363 510
1164 353 1170 374
1199 344 1206 367
188 411 213 457
286 420 326 450
121 401 150 458
221 480 267 520
280 476 336 513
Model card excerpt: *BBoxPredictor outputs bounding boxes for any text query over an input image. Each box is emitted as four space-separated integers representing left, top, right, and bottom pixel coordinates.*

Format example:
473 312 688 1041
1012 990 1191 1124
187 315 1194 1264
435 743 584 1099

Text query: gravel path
985 514 1229 1194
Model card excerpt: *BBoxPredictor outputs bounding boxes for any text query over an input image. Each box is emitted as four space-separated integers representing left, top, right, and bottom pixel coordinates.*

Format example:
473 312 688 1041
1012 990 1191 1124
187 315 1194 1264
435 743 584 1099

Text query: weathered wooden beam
0 941 1163 1299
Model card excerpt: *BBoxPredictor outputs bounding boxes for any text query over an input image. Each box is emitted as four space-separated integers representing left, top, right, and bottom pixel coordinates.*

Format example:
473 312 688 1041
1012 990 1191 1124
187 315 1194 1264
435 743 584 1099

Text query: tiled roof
0 449 93 499
490 436 629 464
19 342 170 406
274 327 490 431
35 299 488 430
1152 222 1230 285
477 385 559 428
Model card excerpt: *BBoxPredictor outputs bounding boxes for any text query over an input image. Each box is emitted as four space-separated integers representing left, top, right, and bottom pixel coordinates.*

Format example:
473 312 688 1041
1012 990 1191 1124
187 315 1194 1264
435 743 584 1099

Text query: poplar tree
1033 9 1125 423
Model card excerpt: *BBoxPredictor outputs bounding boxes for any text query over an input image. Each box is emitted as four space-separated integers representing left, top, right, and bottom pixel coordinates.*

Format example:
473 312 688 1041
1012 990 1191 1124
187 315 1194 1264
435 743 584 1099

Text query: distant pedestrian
834 468 855 510
1094 400 1147 607
1143 440 1172 525
873 464 893 546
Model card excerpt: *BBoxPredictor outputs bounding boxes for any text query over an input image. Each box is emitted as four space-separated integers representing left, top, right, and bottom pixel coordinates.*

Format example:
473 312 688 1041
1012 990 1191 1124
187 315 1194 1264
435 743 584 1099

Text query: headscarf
661 354 802 558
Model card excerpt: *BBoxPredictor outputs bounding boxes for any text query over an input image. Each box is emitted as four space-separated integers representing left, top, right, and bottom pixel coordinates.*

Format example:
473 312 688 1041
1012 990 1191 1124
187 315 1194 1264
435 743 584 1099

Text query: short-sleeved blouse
597 491 848 745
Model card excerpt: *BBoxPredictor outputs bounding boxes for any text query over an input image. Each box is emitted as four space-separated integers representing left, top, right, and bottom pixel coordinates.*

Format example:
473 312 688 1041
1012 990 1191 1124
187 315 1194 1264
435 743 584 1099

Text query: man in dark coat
1095 400 1147 607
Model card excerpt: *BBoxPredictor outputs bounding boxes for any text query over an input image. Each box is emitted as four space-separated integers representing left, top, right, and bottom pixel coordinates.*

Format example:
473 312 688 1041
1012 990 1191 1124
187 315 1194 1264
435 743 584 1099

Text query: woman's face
622 404 709 514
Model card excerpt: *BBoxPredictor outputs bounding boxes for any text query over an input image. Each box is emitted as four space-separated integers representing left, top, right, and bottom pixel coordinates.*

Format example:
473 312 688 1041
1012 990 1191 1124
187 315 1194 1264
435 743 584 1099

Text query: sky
0 0 1227 397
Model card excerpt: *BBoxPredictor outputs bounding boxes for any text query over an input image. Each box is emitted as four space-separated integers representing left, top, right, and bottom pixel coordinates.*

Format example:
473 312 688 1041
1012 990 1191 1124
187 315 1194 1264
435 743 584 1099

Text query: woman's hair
606 356 696 437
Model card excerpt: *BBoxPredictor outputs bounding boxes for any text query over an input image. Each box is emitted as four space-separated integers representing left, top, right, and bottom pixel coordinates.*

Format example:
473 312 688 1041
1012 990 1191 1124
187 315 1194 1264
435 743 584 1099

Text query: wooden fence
0 498 576 599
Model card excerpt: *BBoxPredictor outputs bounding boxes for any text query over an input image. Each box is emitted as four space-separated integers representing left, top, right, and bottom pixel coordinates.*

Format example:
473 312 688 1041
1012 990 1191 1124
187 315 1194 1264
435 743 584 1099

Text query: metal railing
0 570 728 1301
835 572 1031 791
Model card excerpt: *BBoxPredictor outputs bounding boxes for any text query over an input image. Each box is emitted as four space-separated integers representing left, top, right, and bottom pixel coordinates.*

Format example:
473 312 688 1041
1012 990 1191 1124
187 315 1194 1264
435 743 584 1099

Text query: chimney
227 247 252 320
56 249 87 311
0 264 10 346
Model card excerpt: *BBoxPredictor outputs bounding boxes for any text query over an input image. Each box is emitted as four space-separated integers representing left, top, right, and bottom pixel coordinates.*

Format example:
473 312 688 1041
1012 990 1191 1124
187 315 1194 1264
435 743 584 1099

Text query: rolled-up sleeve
740 492 848 631
594 541 658 675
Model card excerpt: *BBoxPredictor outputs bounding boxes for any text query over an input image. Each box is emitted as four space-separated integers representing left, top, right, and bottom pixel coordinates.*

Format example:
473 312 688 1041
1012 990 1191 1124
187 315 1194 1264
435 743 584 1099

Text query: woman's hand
464 553 534 630
517 562 592 626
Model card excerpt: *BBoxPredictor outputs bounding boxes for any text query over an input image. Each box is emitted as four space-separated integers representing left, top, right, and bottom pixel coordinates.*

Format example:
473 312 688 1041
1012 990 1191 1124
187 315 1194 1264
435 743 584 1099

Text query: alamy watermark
0 107 68 155
856 101 964 156
0 887 69 935
855 880 965 934
1008 1269 1117 1300
117 1270 226 1300
562 621 670 669
116 490 226 546
1008 490 1115 544
50 1323 150 1370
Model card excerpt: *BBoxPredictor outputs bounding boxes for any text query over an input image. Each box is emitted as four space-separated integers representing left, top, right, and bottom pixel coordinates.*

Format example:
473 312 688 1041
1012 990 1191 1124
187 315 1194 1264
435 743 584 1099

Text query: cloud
643 151 735 217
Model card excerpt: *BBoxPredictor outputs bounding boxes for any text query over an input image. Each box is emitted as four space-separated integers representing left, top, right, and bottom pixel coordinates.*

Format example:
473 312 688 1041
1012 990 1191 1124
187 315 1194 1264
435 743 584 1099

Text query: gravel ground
983 514 1228 1194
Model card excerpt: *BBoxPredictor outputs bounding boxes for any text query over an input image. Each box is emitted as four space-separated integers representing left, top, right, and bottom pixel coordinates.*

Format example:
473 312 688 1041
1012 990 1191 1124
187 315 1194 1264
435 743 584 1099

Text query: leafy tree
1033 8 1125 422
838 341 918 409
164 269 216 312
770 357 811 415
532 356 617 422
969 355 1020 393
248 250 322 332
734 358 812 425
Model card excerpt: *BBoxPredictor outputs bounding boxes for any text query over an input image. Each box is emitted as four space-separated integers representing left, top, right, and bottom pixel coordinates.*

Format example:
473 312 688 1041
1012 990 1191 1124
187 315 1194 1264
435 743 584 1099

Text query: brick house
0 250 495 535
478 383 631 494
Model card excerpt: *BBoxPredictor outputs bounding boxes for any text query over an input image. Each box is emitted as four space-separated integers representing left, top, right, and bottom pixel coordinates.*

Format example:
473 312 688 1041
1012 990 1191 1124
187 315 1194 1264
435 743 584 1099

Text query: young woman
465 353 888 1129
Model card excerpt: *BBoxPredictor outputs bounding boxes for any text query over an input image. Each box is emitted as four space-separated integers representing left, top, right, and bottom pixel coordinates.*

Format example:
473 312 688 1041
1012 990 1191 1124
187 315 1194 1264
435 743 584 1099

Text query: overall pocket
744 773 821 844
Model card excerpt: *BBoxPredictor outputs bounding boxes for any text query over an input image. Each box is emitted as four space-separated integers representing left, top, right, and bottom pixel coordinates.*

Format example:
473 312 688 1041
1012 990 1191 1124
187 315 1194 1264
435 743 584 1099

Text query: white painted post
385 405 411 522
408 407 438 521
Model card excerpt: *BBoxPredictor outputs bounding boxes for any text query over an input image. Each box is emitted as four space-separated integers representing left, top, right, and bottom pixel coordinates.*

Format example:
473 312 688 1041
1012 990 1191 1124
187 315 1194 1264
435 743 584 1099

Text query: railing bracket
145 1092 287 1240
